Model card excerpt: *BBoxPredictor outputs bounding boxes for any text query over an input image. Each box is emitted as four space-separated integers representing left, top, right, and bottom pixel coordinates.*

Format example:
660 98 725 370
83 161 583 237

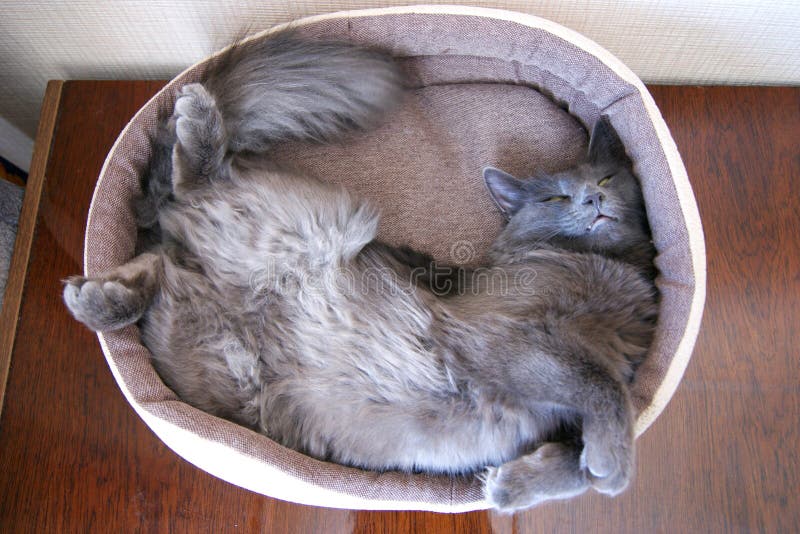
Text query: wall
1 0 799 171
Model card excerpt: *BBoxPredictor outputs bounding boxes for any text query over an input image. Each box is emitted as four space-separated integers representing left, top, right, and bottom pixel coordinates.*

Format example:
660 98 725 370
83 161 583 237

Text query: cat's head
484 117 649 252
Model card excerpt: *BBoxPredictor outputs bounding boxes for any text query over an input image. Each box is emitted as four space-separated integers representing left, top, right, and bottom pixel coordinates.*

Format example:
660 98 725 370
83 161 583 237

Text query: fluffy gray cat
63 32 657 512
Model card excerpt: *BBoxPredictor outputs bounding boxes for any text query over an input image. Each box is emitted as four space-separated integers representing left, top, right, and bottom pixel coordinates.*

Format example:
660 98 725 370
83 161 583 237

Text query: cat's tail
134 30 403 246
201 30 403 152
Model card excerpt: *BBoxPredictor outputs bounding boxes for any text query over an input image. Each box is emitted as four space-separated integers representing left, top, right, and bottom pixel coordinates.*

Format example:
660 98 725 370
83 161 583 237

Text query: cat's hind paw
174 84 221 140
63 276 147 332
172 83 227 187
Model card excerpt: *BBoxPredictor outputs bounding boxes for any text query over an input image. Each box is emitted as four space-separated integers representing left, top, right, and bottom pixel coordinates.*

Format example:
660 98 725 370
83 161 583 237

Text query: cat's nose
583 192 604 207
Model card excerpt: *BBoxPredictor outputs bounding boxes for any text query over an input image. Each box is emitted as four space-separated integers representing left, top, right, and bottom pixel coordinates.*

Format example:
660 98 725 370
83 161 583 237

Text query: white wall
2 0 799 172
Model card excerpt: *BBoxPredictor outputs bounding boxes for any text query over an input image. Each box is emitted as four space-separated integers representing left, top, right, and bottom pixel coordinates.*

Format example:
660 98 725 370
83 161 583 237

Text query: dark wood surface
0 82 797 532
0 81 62 415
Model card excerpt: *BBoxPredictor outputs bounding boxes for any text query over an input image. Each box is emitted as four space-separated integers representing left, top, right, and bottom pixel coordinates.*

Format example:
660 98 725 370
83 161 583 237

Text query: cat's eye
543 195 571 202
598 175 613 187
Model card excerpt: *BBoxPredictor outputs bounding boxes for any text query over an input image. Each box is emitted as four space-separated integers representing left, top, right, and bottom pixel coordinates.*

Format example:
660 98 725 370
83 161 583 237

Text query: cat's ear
588 117 631 167
483 167 527 219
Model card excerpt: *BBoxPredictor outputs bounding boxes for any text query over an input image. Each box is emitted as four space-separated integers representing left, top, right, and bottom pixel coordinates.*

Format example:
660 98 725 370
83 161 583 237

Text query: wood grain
0 80 63 417
0 83 797 533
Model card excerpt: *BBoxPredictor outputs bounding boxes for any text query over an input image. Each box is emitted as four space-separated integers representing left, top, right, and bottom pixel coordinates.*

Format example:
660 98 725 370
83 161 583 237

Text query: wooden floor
0 82 796 532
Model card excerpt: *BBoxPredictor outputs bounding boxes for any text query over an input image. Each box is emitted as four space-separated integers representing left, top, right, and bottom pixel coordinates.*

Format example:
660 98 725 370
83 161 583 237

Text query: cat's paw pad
580 438 632 496
63 277 143 332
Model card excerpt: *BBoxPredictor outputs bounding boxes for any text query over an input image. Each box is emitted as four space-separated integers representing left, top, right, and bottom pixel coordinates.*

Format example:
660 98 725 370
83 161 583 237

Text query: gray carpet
0 178 23 308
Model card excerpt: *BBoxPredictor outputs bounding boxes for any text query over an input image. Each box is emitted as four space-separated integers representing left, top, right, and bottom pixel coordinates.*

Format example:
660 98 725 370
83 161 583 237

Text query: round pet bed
84 6 706 512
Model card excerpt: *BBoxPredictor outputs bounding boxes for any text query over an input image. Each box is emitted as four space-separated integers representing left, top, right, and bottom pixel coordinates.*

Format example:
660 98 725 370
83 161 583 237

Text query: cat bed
84 6 706 512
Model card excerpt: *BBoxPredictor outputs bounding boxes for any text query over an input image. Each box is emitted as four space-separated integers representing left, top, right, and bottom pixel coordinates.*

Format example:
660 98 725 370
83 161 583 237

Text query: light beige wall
2 1 799 170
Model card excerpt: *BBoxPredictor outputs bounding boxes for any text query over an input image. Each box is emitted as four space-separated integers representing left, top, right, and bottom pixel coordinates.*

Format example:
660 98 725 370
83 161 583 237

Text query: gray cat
63 32 657 512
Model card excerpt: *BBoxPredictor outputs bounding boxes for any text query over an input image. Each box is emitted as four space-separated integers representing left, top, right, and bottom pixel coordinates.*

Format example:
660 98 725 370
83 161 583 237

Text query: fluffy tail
202 30 403 152
135 30 402 246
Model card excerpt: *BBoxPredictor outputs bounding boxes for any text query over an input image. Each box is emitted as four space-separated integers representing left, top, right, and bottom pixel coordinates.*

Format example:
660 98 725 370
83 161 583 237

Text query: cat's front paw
580 430 634 496
483 443 590 513
63 276 144 332
484 465 550 513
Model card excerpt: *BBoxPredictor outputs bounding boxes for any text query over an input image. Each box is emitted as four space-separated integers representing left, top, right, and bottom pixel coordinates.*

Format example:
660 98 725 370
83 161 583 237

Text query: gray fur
484 117 656 278
63 33 657 512
484 439 588 512
63 253 161 331
201 30 404 152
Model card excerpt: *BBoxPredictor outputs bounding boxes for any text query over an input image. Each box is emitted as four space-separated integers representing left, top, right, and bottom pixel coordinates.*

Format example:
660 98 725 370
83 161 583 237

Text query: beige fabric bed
84 6 706 512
